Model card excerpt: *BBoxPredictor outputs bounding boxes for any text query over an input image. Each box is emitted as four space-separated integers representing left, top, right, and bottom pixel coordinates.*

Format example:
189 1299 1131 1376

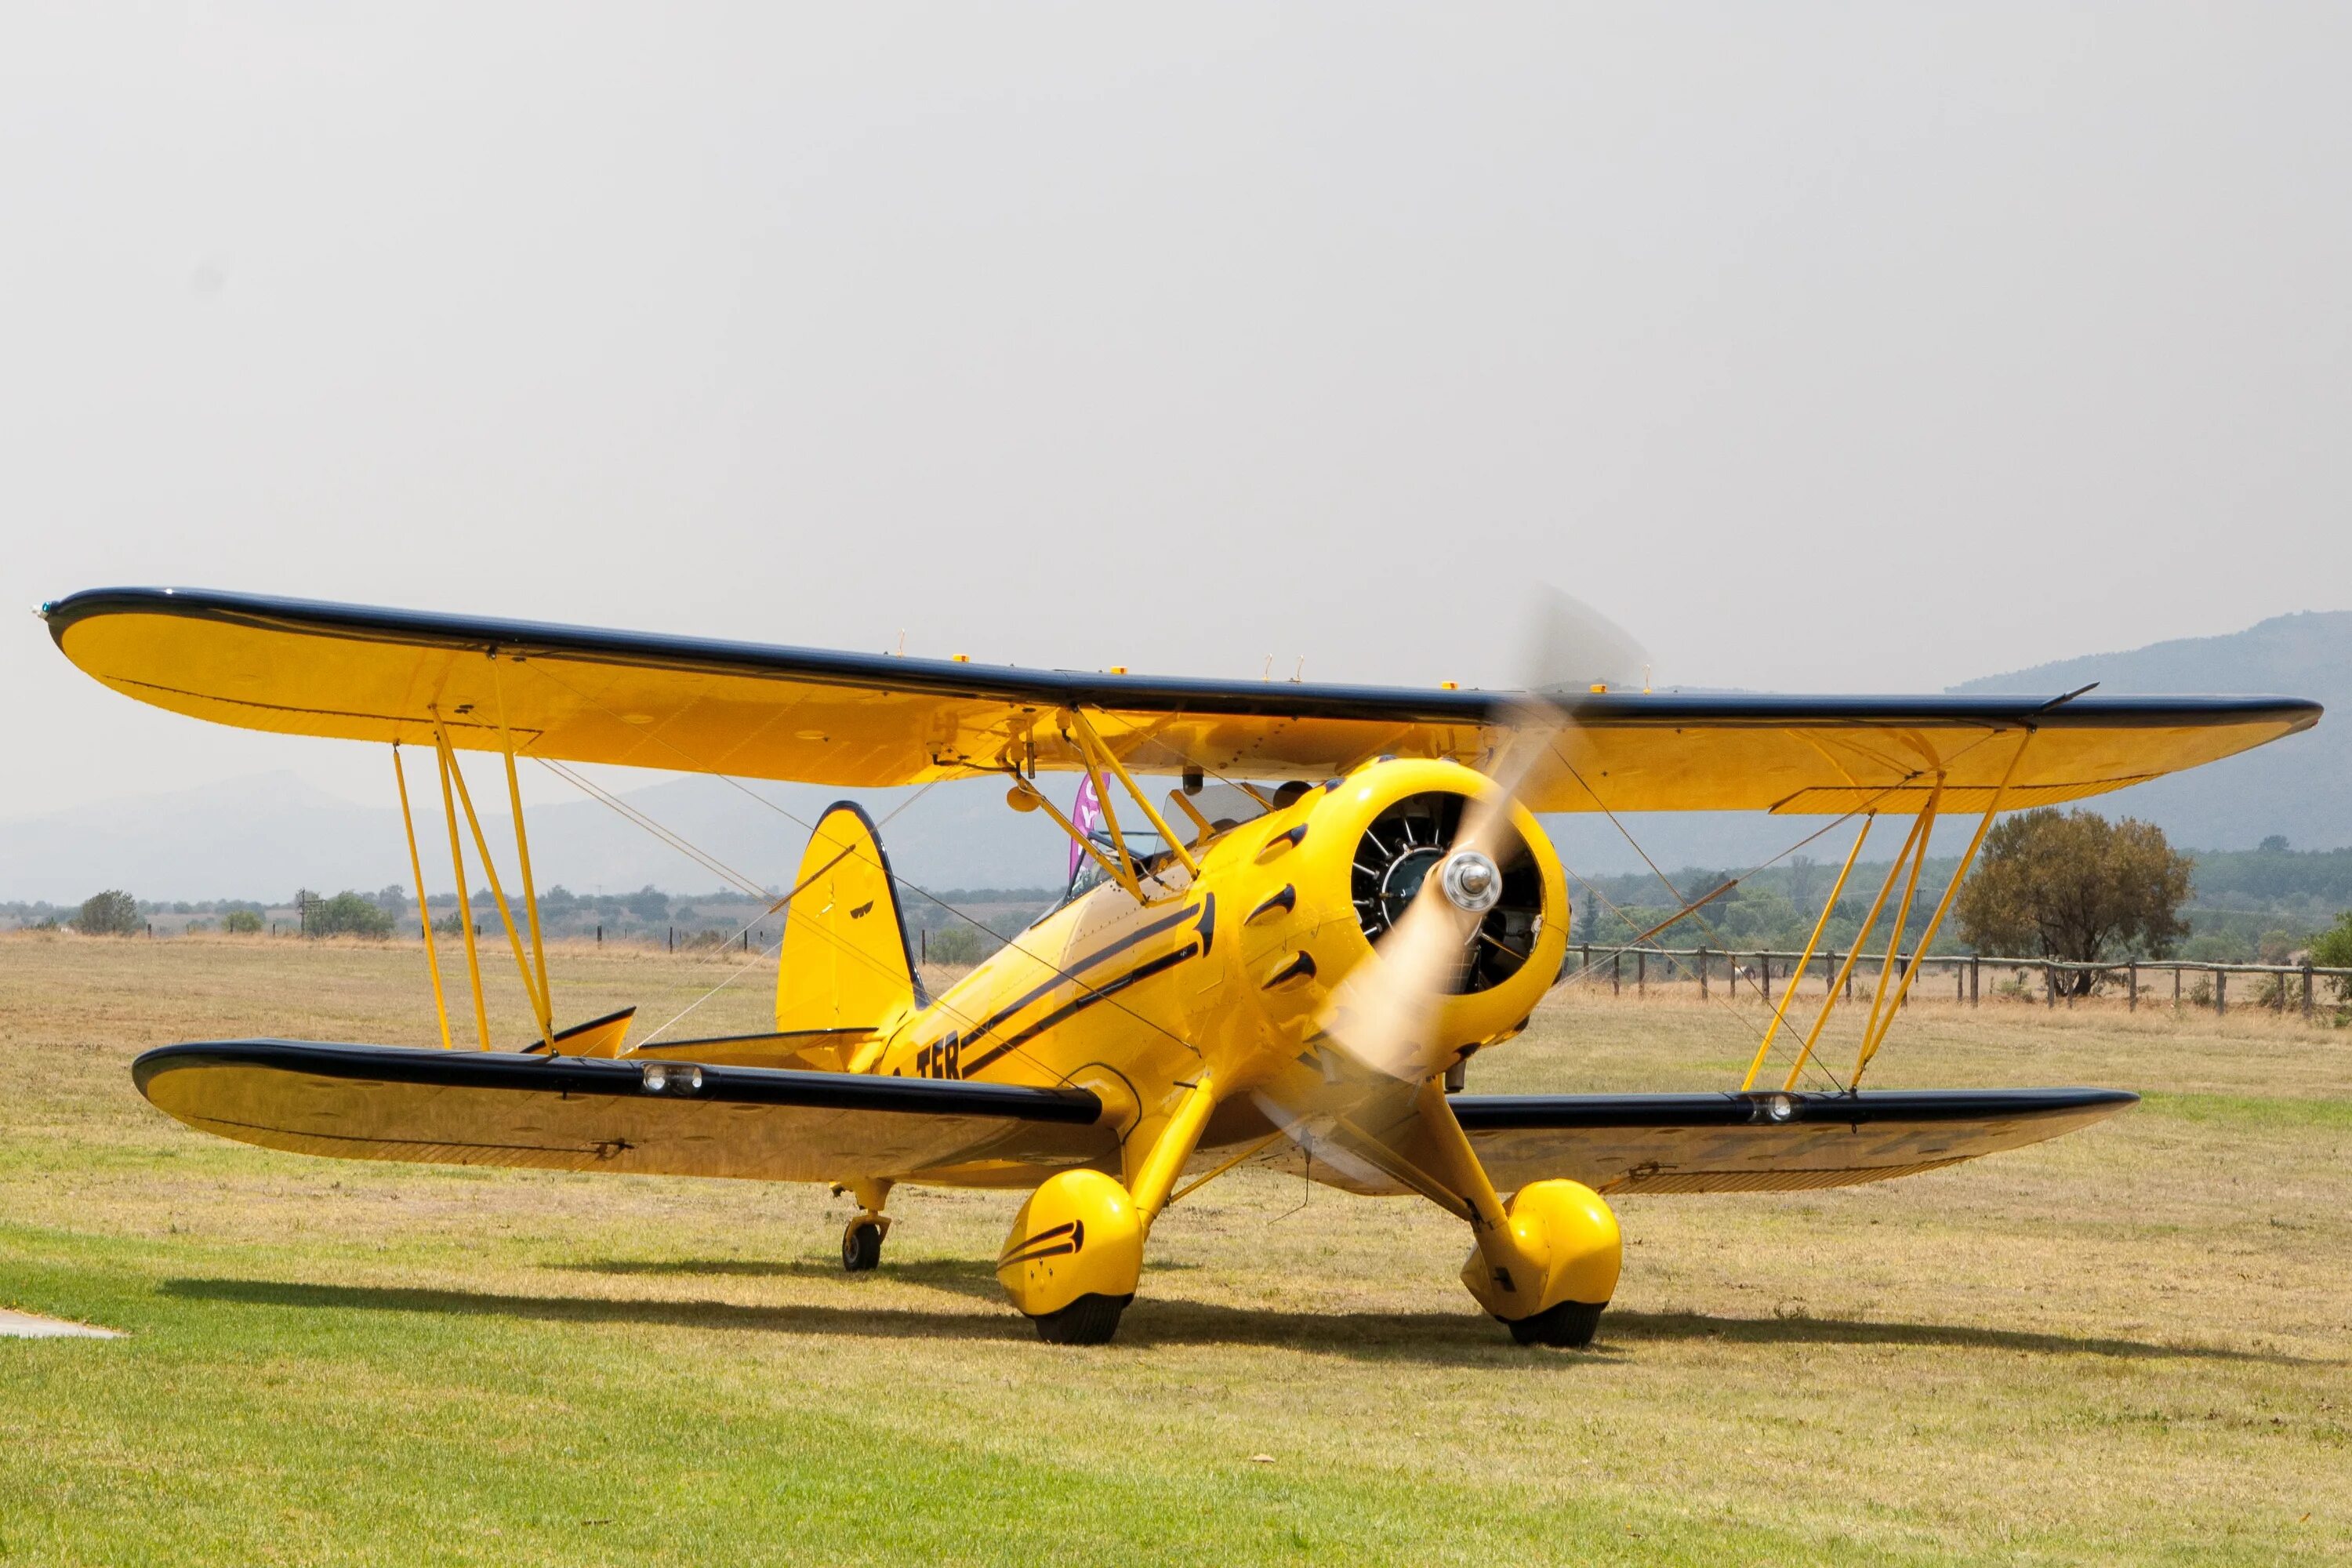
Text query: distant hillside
0 771 1070 906
1949 610 2347 851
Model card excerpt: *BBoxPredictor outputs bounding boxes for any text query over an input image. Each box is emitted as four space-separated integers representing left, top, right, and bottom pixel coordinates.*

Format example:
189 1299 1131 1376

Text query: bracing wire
511 659 1210 1066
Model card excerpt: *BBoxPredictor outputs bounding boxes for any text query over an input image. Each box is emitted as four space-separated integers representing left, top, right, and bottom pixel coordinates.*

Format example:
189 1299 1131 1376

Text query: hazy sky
5 4 2345 821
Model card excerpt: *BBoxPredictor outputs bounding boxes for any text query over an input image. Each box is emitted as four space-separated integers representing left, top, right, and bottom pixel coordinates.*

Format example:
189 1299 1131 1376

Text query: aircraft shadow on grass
546 1256 1201 1299
162 1275 2317 1367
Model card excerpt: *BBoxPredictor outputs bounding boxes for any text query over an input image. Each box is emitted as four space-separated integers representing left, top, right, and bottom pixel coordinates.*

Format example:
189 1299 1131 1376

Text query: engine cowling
1237 757 1569 1069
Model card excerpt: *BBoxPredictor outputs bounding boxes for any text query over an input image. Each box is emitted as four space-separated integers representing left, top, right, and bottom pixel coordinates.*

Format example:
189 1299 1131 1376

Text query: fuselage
851 758 1570 1183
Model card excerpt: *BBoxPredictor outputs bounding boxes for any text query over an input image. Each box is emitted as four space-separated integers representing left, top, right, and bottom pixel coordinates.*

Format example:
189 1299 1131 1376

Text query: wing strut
430 717 495 1050
491 657 554 1025
1768 733 2033 1091
1777 800 1932 1089
431 710 556 1051
1850 734 2031 1087
1001 706 1202 906
391 744 454 1051
1738 813 1872 1090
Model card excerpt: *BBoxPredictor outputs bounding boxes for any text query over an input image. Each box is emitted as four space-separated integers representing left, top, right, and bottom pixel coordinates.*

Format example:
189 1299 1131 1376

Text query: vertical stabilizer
777 803 925 1036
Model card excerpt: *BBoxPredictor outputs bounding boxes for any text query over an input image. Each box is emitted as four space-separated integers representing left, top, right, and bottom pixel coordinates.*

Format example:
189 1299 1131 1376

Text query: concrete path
0 1308 120 1339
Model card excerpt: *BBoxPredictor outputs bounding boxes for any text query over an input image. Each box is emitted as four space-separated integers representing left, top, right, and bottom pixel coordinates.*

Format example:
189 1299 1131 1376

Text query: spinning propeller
1318 590 1649 1082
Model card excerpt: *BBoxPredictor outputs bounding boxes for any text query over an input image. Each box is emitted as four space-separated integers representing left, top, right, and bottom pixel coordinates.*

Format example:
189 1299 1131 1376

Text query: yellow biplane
45 587 2320 1345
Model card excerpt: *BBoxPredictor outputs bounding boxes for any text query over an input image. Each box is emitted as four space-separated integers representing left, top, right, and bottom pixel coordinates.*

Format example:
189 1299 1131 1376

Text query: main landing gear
1462 1178 1622 1349
833 1179 893 1274
841 1218 884 1272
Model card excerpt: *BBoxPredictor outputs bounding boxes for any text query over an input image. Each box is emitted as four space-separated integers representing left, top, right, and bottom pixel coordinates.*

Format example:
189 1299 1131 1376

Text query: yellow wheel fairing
996 1169 1144 1318
1460 1179 1623 1322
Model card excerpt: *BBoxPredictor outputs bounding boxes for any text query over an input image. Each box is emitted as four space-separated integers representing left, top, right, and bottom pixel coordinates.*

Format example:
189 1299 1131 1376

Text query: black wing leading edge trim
1446 1087 2139 1130
40 587 2325 732
132 1040 1105 1123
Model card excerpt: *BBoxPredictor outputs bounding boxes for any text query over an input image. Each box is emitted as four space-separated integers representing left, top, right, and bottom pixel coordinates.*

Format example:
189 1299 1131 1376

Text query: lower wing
1456 1087 2136 1194
133 1040 1116 1184
1258 1087 2135 1197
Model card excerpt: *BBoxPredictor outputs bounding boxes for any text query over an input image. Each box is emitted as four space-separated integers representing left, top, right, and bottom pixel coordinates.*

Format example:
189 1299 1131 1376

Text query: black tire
1504 1300 1605 1348
1031 1293 1131 1345
840 1220 883 1273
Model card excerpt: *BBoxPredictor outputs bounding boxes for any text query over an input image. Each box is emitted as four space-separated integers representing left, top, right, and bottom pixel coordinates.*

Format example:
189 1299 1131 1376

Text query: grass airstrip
2 933 2347 1565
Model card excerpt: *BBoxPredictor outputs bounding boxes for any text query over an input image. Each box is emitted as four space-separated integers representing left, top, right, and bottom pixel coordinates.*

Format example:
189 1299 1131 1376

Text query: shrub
222 909 263 935
926 924 993 966
75 890 140 936
2311 911 2352 1016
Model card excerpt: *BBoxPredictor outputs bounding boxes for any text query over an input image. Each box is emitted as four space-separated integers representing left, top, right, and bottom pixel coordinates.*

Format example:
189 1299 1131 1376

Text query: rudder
777 802 926 1036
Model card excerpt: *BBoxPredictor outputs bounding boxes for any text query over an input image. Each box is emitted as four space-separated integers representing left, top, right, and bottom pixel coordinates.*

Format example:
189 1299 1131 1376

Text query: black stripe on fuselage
909 898 1211 1080
956 942 1203 1078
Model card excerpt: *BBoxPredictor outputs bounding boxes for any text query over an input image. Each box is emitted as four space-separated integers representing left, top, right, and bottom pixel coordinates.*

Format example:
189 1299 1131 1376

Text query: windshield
1056 780 1283 905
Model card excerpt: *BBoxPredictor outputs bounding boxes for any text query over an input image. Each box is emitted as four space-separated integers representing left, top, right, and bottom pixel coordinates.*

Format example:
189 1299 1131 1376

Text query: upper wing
134 1040 1116 1184
47 587 2318 812
1449 1087 2137 1194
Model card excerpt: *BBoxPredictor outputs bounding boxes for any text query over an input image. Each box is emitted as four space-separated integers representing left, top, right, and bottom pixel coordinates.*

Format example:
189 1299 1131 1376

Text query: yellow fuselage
855 757 1570 1188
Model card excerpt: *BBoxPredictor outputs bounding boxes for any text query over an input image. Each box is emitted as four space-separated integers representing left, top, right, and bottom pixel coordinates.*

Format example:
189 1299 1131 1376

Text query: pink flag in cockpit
1068 775 1101 887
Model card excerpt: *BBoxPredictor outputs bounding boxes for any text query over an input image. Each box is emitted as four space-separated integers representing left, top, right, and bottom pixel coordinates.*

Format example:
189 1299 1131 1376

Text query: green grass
2 935 2349 1564
2138 1091 2352 1132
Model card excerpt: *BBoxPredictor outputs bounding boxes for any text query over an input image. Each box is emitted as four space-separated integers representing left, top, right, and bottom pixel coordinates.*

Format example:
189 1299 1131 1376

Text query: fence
1560 943 2352 1022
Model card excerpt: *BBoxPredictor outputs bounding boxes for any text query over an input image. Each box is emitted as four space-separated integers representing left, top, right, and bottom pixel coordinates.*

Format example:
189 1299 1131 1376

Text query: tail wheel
841 1219 884 1272
1031 1292 1130 1345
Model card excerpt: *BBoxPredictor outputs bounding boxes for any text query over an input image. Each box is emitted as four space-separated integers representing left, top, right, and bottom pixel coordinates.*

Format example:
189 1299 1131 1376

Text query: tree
1955 808 2192 994
222 909 263 935
75 889 140 936
2259 834 2290 853
308 890 394 939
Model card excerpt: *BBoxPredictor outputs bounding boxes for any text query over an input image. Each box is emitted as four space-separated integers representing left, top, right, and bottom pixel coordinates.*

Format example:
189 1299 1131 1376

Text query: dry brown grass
1 932 2347 1564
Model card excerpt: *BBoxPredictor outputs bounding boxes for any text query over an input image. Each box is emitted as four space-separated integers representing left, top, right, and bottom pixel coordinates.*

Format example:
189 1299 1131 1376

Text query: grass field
2 933 2347 1565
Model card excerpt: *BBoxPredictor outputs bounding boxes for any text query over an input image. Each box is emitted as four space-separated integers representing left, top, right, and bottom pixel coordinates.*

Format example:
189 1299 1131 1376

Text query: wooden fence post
1636 949 1646 996
2303 963 2316 1022
2215 968 2227 1015
1611 952 1621 996
1760 954 1771 1006
1970 956 1980 1007
2173 965 2181 1008
2045 963 2056 1008
1697 947 1708 1000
